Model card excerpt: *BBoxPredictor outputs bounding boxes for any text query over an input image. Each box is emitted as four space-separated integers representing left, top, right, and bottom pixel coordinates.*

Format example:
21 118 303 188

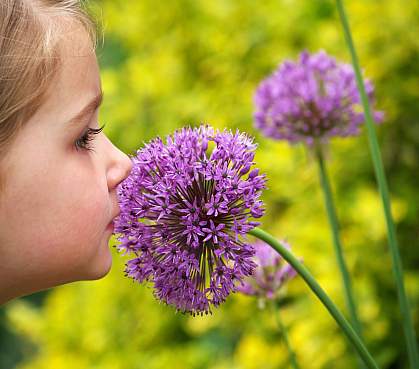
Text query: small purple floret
114 125 267 315
253 50 384 144
237 240 297 302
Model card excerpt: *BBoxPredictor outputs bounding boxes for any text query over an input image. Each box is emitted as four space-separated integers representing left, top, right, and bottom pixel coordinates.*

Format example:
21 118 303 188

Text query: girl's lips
107 209 120 232
106 220 115 232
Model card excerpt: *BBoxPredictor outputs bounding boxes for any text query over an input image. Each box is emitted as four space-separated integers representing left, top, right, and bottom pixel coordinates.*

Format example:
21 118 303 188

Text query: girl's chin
83 245 113 281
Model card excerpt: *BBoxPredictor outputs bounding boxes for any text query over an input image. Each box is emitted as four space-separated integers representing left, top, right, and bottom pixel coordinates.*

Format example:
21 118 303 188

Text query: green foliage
2 1 418 368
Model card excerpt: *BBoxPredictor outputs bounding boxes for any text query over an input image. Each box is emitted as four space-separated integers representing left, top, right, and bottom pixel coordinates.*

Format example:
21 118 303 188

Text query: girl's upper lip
109 210 120 224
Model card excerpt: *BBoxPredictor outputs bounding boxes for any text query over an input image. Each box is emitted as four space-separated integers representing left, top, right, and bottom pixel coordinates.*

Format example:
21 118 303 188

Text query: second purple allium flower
114 125 266 315
238 240 297 307
254 50 383 144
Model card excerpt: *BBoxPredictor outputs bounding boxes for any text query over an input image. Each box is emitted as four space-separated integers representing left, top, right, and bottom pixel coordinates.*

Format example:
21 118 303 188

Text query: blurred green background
1 0 418 368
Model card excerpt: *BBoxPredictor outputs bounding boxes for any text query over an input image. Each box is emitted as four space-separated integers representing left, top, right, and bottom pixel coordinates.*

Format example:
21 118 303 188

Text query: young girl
0 0 133 305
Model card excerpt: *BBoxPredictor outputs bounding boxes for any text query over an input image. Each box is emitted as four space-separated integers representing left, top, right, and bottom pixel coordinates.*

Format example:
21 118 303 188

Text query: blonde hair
0 0 97 190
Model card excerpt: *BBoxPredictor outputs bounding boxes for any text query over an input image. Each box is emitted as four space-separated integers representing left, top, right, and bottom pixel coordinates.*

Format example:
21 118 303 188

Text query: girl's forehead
52 20 99 86
56 19 95 58
29 27 100 129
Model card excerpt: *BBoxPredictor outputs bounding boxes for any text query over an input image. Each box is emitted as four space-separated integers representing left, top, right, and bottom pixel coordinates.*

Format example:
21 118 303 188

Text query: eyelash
75 124 106 152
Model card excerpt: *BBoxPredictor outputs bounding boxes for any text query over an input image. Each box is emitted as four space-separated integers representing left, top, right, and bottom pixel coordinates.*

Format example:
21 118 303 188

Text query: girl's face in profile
0 24 132 303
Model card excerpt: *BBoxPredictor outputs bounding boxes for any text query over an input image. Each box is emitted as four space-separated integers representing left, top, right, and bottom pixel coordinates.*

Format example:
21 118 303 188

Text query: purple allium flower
114 125 267 315
253 50 384 144
237 239 297 306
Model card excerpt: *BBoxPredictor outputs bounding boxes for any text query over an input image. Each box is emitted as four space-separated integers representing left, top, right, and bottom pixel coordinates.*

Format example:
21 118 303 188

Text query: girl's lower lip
106 221 114 231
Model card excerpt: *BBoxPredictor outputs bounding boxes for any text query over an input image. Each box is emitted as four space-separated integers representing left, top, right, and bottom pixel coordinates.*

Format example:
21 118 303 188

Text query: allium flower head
238 239 297 305
254 50 384 144
114 125 266 315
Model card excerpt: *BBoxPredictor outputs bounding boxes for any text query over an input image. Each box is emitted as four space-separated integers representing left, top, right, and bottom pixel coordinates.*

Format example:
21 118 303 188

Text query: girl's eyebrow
67 90 103 126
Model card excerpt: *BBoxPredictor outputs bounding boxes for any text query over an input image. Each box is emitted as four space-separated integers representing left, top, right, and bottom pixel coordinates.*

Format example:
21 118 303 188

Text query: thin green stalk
249 228 379 369
271 301 301 369
315 146 363 339
336 2 419 367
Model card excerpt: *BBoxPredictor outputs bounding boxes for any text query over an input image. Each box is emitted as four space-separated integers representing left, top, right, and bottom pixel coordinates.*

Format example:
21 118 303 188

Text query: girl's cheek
32 188 110 280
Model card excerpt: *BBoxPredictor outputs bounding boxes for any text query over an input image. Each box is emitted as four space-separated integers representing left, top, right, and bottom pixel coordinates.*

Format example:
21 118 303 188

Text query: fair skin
0 22 132 305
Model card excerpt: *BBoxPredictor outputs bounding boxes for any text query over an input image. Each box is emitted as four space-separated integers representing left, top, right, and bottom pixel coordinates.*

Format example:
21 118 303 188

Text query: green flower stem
336 2 419 367
271 301 301 369
249 228 379 369
315 146 363 339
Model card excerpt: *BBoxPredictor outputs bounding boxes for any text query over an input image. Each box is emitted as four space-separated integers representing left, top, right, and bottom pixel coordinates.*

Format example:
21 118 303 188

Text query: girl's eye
75 124 106 152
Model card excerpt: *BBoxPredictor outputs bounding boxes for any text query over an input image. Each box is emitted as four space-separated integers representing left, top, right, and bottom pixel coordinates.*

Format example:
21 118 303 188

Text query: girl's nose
106 137 133 191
